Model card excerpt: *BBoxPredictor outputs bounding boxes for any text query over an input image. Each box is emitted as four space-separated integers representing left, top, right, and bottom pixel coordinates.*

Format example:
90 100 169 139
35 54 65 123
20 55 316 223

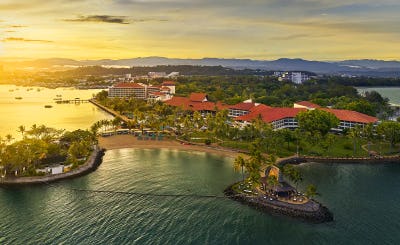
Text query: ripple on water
1 149 400 244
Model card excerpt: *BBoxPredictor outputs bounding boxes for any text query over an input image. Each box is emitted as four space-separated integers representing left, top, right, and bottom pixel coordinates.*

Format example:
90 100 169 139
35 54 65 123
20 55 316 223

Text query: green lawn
368 142 400 156
182 131 398 158
220 135 373 158
299 136 369 157
219 141 252 151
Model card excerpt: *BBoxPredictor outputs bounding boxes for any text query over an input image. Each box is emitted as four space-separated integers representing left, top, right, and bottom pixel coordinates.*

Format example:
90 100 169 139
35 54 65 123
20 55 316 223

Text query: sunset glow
1 0 400 60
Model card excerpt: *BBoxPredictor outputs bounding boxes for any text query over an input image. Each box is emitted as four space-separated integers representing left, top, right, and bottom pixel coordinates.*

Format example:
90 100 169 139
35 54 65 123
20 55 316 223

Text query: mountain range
2 57 400 77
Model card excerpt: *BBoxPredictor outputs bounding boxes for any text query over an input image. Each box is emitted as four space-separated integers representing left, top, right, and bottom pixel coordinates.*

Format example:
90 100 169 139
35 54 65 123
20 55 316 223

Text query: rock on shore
224 183 333 223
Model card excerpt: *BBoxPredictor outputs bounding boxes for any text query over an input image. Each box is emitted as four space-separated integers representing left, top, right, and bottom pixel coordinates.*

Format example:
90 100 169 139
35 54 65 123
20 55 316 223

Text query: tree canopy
296 109 340 136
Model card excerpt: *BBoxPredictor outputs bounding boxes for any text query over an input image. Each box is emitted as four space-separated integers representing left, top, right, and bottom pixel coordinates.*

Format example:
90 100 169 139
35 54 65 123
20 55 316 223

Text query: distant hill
2 57 400 77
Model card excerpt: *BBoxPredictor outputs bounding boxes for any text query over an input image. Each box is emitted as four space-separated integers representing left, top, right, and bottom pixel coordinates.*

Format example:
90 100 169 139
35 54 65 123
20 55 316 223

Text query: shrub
343 142 352 150
205 139 212 145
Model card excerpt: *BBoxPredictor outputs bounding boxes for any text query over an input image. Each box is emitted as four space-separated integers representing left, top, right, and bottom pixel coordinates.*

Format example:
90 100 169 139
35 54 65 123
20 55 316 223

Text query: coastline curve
0 147 106 186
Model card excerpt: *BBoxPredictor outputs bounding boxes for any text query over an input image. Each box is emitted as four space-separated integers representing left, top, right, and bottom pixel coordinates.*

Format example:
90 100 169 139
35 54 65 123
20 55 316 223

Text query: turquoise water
1 148 400 244
357 87 400 105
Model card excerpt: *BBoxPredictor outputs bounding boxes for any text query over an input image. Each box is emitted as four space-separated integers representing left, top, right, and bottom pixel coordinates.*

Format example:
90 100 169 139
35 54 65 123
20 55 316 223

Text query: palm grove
93 88 400 198
0 125 97 177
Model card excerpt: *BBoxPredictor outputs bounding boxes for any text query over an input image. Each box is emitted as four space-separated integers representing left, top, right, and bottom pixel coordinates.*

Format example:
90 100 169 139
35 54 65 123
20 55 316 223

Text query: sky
1 0 400 61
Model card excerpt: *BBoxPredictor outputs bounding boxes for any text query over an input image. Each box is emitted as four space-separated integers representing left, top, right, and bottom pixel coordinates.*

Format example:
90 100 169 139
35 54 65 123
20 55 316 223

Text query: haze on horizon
1 0 400 61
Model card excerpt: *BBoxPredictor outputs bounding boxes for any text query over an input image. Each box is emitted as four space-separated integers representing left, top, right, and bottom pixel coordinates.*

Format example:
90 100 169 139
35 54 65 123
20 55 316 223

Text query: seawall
0 148 106 186
277 155 400 166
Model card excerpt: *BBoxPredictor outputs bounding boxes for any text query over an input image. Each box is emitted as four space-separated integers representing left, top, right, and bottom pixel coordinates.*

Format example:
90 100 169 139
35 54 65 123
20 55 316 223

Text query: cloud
64 15 130 24
269 34 312 41
8 25 27 28
2 37 53 43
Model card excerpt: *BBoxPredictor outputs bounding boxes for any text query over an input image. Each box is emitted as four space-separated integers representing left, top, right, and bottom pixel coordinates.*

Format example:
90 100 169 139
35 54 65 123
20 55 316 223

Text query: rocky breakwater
224 183 333 223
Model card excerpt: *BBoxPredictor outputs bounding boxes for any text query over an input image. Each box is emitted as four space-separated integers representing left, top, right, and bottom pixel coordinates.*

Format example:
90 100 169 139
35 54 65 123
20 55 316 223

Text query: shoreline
0 147 105 186
98 135 240 158
277 155 400 166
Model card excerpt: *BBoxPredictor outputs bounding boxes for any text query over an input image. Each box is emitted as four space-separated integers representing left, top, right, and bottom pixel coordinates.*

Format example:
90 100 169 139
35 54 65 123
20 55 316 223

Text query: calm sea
357 87 400 105
0 85 113 137
1 148 400 244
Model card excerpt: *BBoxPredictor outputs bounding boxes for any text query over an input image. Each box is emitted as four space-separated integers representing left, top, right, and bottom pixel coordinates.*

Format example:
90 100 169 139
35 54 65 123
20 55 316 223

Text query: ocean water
1 148 400 244
357 87 400 105
0 85 112 137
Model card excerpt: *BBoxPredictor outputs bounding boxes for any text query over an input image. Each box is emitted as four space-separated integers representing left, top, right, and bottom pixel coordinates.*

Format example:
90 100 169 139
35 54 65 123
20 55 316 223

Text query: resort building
108 82 147 99
164 93 227 116
148 72 167 78
108 81 176 101
274 71 310 84
228 100 261 117
235 107 306 130
291 72 309 84
235 101 378 131
320 108 378 131
162 91 378 132
161 81 176 94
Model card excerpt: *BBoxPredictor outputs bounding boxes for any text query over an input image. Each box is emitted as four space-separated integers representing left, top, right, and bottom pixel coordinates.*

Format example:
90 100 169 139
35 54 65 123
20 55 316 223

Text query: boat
56 94 62 97
9 89 14 92
53 98 62 101
15 97 23 100
44 105 53 108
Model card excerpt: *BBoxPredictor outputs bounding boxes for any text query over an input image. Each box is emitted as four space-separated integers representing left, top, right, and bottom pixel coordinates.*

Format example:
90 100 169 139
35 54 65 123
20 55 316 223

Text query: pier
89 99 130 123
55 99 90 104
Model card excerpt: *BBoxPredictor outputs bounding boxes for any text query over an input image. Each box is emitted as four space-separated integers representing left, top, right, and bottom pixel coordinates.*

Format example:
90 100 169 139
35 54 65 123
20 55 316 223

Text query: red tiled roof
164 96 227 112
113 82 144 88
229 102 257 111
164 97 190 109
149 92 165 96
294 101 321 108
249 104 272 113
235 106 378 125
260 108 305 123
148 85 161 89
189 93 208 102
160 86 171 91
321 108 378 124
235 107 306 123
162 81 176 86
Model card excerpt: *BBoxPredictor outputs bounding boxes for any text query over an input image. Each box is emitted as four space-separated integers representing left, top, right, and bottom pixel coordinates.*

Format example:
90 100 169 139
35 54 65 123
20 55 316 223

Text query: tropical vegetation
0 125 97 177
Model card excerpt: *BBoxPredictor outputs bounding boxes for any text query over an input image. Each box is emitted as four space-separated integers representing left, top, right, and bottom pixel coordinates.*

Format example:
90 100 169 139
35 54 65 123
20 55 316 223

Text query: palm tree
267 175 280 192
348 125 361 156
17 125 26 139
283 164 303 192
90 121 101 136
233 155 247 182
112 117 122 134
305 184 319 199
5 134 13 144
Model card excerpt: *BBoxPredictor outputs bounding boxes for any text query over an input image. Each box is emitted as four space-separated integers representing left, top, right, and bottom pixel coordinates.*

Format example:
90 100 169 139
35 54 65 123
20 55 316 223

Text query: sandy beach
98 135 239 158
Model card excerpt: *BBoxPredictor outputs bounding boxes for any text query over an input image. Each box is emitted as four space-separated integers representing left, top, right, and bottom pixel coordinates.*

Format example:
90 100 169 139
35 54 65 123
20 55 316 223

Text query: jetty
89 99 130 123
55 99 90 104
224 183 333 223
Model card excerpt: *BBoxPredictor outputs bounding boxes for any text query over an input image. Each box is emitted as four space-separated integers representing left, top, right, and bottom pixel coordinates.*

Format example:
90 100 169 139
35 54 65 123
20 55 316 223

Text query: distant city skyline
1 0 400 60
